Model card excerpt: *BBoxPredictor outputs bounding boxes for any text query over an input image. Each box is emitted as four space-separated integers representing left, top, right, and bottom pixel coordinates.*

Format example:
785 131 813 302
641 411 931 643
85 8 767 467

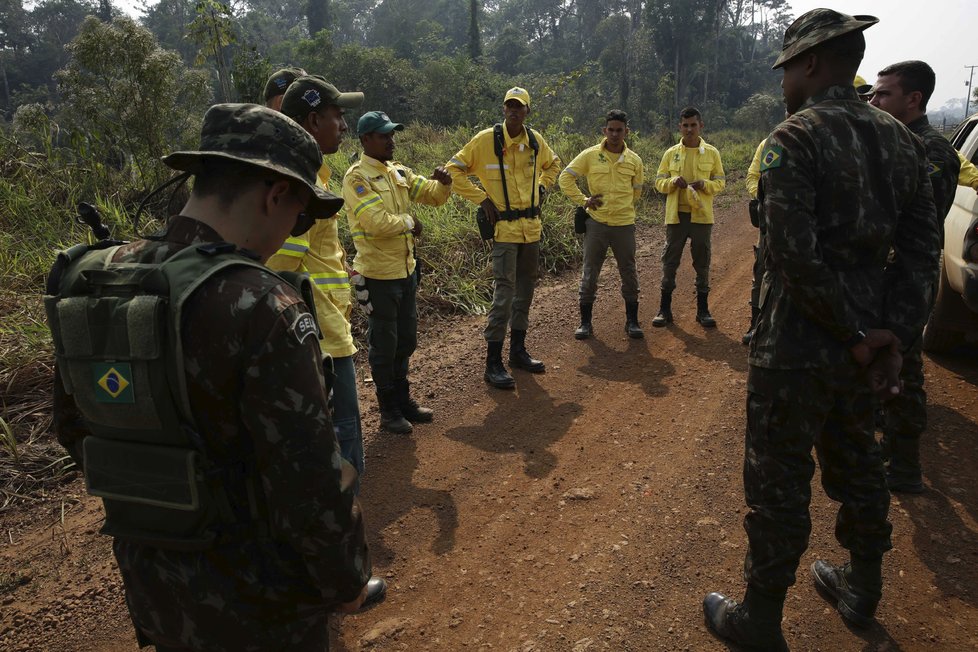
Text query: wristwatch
843 330 867 348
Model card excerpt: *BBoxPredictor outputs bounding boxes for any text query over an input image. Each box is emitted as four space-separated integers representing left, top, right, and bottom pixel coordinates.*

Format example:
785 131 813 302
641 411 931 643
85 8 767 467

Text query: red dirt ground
2 201 977 652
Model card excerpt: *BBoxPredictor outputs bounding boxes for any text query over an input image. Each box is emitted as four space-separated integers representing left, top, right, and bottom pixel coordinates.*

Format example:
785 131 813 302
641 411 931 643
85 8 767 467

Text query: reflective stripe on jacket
446 125 561 243
559 139 643 226
265 161 356 358
653 137 726 224
343 154 450 280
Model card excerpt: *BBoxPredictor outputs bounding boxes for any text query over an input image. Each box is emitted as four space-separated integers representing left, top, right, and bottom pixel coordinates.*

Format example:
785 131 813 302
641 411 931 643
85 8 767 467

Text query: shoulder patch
355 183 368 196
760 145 783 172
927 161 942 178
289 312 319 345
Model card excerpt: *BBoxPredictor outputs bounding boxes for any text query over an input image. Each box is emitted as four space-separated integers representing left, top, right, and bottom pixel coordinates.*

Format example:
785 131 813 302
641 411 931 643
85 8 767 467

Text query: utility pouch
748 199 760 229
476 207 495 240
83 436 219 550
574 207 588 234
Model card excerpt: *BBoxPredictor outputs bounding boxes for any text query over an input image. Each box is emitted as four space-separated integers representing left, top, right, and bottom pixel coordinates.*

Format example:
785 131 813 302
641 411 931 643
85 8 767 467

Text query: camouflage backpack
44 239 318 550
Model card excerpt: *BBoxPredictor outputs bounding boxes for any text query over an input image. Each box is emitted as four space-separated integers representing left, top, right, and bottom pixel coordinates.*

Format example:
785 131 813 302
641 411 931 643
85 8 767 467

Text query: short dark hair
679 106 702 121
605 109 628 124
878 60 936 111
192 157 287 208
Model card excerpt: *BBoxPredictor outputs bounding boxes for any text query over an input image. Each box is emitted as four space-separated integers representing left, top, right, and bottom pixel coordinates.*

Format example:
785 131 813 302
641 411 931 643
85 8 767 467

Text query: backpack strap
492 123 512 214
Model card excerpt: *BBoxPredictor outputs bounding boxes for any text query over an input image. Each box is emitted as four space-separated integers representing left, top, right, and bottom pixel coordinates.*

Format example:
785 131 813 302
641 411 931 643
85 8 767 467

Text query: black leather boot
484 341 516 389
625 301 644 339
696 291 717 327
575 303 594 340
885 435 924 493
509 330 545 373
651 290 672 327
811 558 881 629
395 378 433 423
742 304 760 345
376 385 412 434
703 585 789 652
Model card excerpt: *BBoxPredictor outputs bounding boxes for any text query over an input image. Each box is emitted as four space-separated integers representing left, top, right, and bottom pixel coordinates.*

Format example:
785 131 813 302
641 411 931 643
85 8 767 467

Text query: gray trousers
485 241 539 342
579 219 639 304
661 211 712 293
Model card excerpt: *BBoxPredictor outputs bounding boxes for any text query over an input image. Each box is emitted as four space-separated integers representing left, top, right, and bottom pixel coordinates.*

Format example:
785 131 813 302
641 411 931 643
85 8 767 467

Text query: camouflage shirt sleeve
762 118 863 342
232 279 370 604
883 142 941 345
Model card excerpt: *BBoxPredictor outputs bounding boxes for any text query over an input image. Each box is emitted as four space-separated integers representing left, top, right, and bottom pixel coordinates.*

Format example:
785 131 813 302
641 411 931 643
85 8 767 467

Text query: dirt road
3 202 978 652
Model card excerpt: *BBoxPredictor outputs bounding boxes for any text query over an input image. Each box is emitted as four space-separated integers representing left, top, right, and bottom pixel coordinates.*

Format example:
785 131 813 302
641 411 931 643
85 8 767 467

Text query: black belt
498 207 541 221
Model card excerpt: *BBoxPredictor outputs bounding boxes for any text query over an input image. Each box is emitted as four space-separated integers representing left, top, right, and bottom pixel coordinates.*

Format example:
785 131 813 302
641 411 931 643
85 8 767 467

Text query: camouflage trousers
881 337 927 469
743 365 893 596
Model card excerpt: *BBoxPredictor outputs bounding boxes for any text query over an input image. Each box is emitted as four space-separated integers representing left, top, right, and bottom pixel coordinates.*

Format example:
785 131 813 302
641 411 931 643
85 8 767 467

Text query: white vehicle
922 113 978 352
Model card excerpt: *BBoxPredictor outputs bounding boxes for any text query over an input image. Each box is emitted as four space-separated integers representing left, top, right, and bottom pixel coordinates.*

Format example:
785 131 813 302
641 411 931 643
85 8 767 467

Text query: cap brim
855 84 874 95
161 151 344 219
772 15 879 69
504 97 529 106
376 122 405 134
334 91 364 108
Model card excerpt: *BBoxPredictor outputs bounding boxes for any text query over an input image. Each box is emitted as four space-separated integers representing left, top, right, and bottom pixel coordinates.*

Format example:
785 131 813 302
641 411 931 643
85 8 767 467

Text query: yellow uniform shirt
446 125 561 243
959 151 978 191
265 161 356 359
558 139 644 226
654 137 726 224
343 154 451 280
746 139 765 200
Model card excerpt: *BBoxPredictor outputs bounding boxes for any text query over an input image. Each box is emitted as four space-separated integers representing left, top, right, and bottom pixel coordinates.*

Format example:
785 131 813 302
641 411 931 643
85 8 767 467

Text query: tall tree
306 0 330 36
468 0 481 61
188 0 236 102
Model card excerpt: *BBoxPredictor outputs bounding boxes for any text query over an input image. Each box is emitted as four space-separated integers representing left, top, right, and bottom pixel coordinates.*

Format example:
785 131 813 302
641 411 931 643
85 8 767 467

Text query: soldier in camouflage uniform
703 10 940 651
869 60 961 494
51 104 372 651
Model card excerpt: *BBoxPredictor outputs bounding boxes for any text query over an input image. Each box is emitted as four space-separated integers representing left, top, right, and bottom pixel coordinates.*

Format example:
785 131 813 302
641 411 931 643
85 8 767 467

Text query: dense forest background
2 0 796 134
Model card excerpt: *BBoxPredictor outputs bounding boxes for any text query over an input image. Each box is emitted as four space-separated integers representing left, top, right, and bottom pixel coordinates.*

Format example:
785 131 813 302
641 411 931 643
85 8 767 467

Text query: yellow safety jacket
559 139 644 226
654 137 726 224
343 154 451 280
746 139 765 200
266 161 356 358
959 151 978 191
447 125 561 243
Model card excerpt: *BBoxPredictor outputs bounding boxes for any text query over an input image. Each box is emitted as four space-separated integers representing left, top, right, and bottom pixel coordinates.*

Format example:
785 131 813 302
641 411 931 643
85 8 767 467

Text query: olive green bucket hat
773 8 878 69
162 103 343 219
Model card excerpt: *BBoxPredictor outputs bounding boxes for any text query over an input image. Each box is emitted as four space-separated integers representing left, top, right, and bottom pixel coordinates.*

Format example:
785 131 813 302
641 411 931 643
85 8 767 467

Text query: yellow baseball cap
504 87 530 106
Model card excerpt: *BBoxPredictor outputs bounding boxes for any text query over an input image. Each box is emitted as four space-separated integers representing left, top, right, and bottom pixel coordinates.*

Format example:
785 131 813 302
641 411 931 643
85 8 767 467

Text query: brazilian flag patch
760 145 783 171
94 363 134 403
927 161 942 178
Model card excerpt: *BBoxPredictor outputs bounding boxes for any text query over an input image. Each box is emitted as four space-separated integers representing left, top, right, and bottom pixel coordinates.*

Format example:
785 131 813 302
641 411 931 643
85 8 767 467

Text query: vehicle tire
922 255 964 353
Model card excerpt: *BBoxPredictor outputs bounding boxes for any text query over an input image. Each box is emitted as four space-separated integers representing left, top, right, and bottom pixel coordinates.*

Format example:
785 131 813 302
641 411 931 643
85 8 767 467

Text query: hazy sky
115 0 976 109
786 0 977 109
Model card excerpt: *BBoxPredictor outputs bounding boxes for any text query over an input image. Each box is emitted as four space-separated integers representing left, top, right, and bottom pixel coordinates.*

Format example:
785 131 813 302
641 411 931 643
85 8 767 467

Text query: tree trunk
468 0 481 61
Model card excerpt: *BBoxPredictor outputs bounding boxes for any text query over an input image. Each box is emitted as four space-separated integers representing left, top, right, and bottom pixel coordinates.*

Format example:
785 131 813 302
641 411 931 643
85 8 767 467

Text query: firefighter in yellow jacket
343 111 451 434
652 106 726 328
446 87 561 389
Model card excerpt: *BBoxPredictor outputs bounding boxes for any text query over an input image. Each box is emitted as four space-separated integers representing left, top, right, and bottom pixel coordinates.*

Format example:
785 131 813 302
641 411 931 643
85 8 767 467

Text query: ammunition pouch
748 198 760 229
476 207 495 240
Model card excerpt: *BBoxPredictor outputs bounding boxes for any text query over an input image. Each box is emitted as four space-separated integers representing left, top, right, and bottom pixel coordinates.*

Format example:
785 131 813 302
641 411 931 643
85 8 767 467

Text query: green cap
357 111 404 137
280 75 364 122
773 9 878 69
162 103 343 219
263 67 306 102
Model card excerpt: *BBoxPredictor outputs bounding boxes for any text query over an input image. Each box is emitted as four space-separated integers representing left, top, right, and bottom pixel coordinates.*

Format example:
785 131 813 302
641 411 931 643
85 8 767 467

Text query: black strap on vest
492 123 540 220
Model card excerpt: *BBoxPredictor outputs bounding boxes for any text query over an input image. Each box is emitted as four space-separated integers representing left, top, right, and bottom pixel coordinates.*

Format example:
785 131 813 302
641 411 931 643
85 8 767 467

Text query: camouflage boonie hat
162 103 343 219
263 67 306 102
773 9 878 69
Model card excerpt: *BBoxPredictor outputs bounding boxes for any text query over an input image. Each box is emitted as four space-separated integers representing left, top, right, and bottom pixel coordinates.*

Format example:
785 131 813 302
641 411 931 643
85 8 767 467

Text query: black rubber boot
696 291 717 328
395 378 433 423
484 341 516 389
509 330 545 373
625 301 644 339
703 585 789 652
885 435 924 493
651 290 672 327
811 558 881 629
376 385 412 434
575 303 594 340
742 304 760 345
